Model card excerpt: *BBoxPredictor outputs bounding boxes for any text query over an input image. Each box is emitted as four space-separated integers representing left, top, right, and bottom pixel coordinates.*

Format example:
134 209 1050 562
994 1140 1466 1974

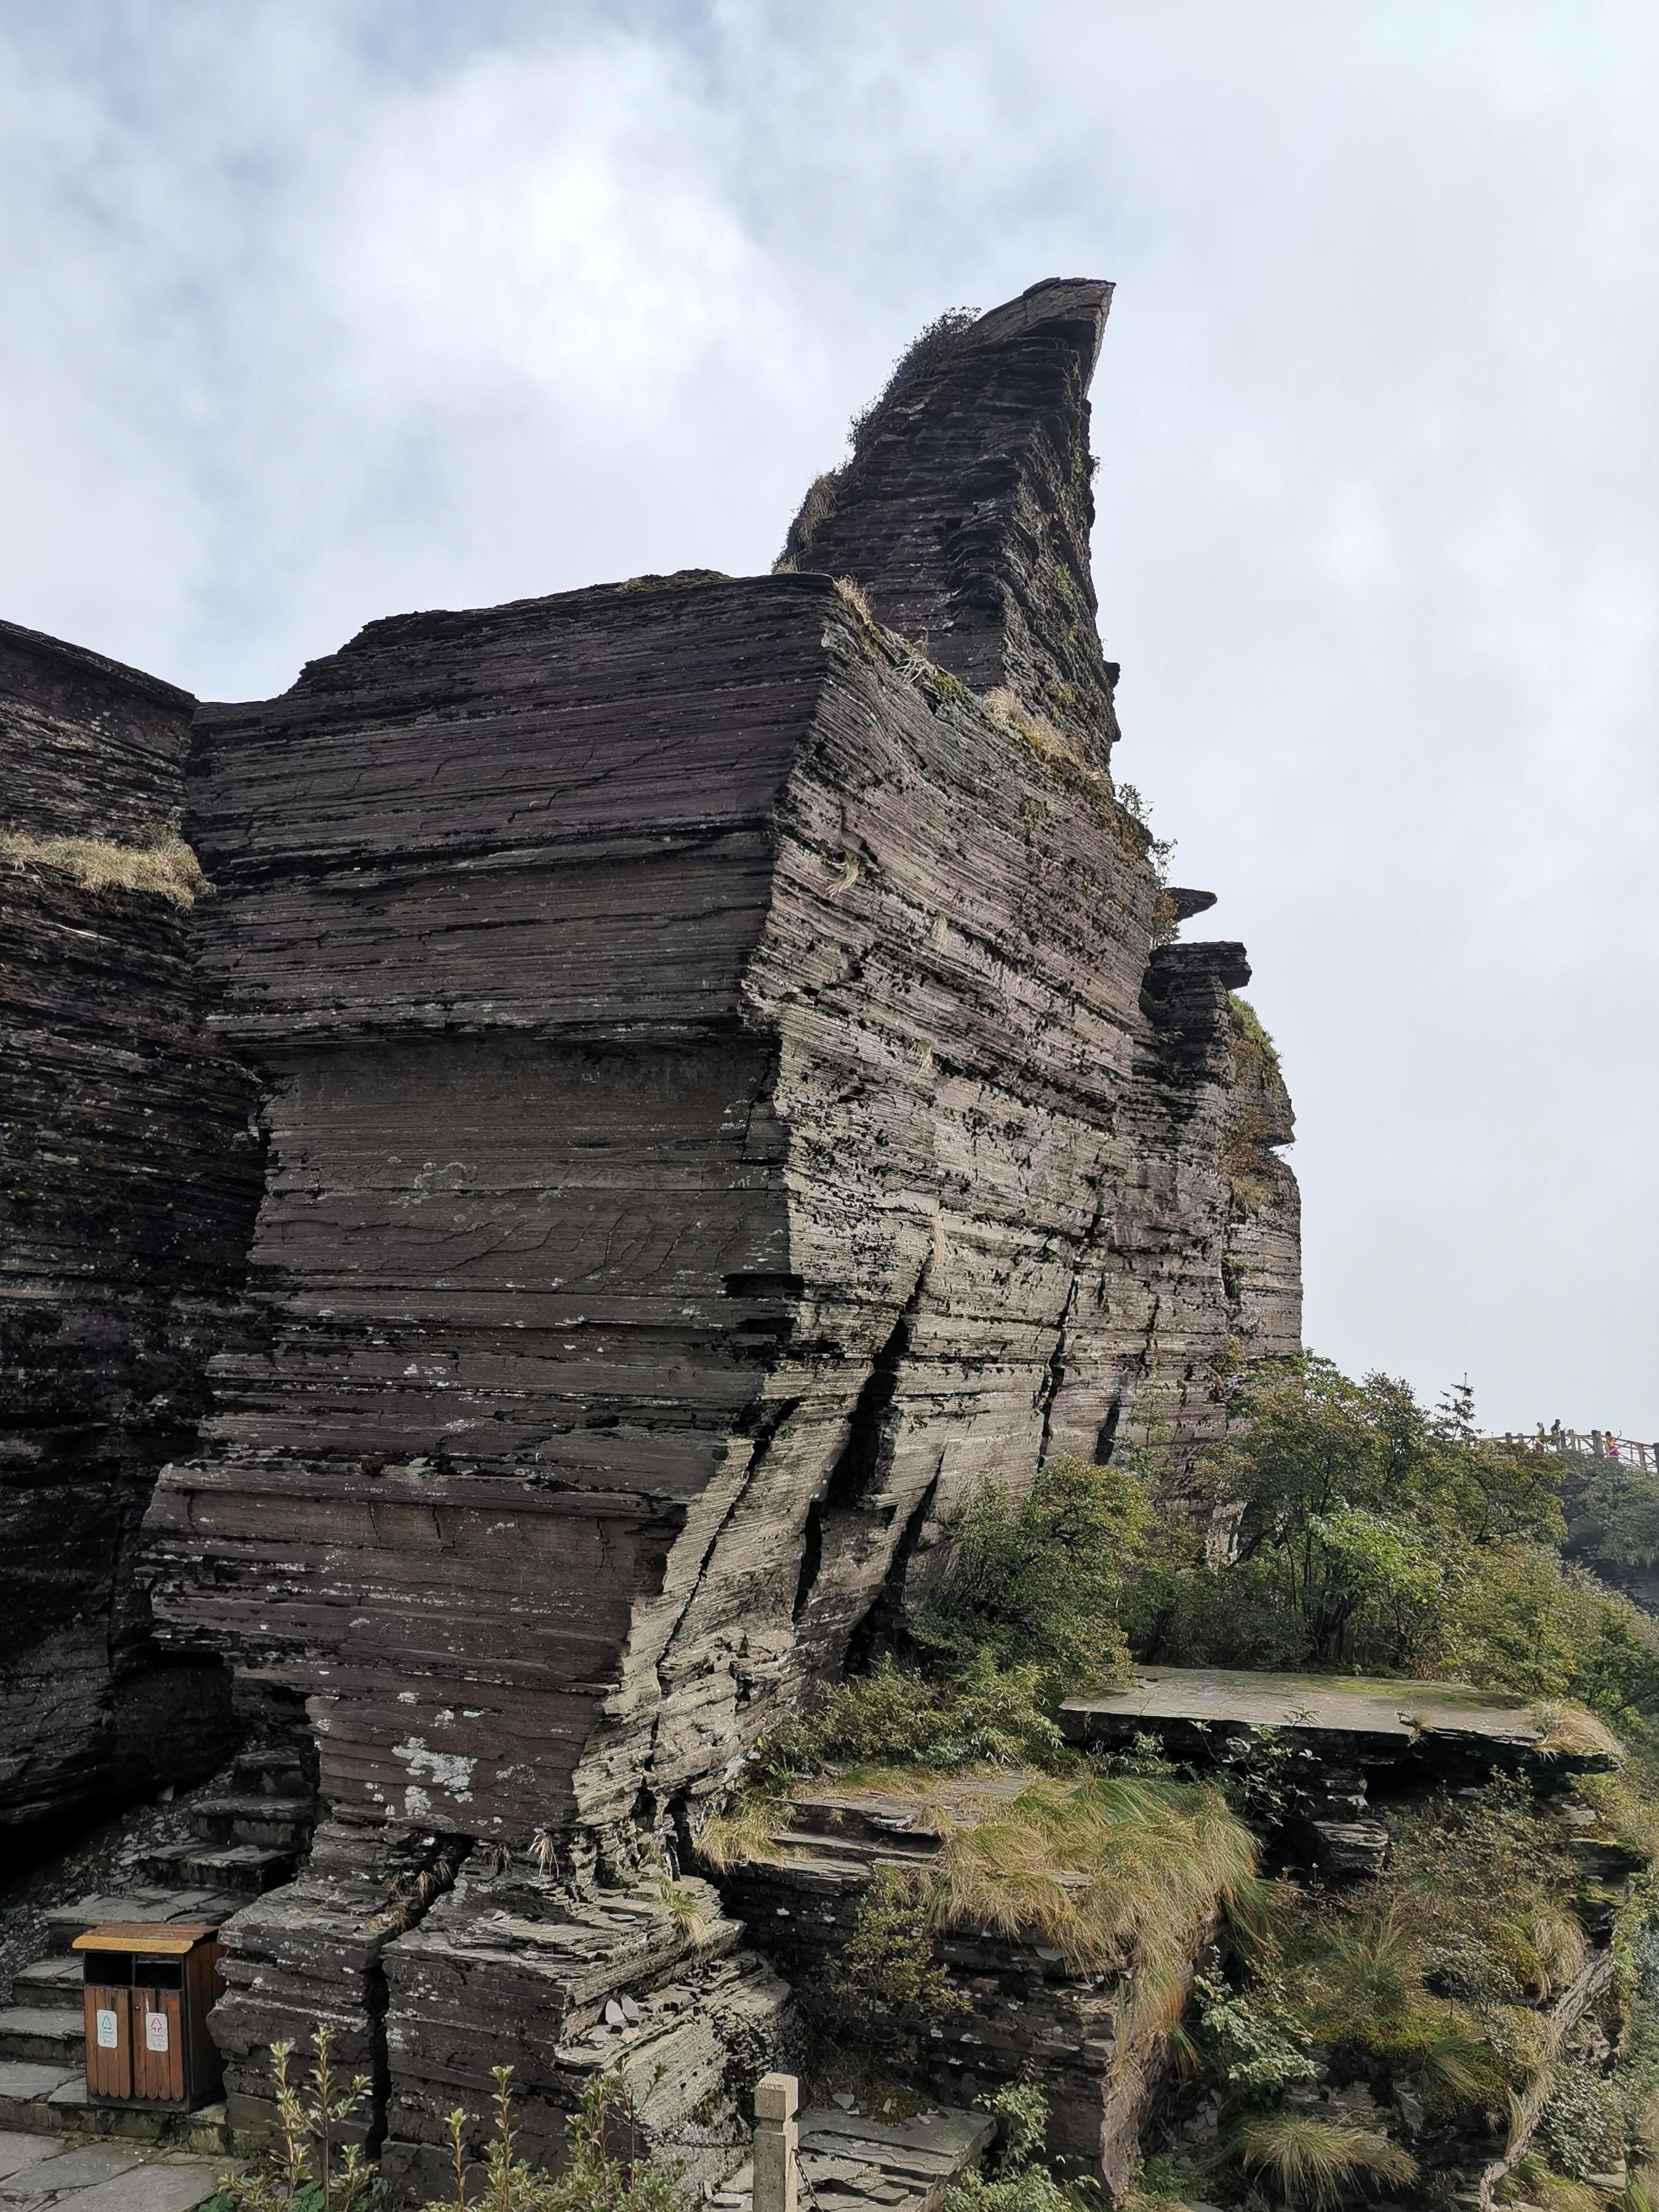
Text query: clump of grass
1582 1767 1659 1863
695 1793 789 1873
1534 1699 1625 1759
638 1875 714 1945
929 1773 1257 1981
775 464 847 571
0 824 208 905
833 575 878 626
1234 2111 1416 2209
1498 2156 1609 2212
1227 992 1282 1082
981 684 1080 765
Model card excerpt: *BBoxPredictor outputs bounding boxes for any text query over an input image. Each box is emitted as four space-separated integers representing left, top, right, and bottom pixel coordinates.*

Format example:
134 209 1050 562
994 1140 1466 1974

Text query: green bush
941 2082 1097 2212
746 1650 1065 1790
915 1454 1153 1694
1123 1355 1659 1726
827 1866 965 2041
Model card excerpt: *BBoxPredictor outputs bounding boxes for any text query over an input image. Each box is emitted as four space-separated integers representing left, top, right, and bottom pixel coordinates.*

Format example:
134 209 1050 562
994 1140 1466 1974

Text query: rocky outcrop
711 1778 1189 2192
81 277 1304 2173
0 620 262 1834
779 281 1119 760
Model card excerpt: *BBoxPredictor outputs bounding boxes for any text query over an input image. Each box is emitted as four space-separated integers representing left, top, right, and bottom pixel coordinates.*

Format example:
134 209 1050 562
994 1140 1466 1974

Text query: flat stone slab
0 2139 221 2212
1060 1666 1556 1752
709 2105 995 2212
46 2160 222 2212
0 2141 65 2184
0 2074 77 2110
0 2146 145 2196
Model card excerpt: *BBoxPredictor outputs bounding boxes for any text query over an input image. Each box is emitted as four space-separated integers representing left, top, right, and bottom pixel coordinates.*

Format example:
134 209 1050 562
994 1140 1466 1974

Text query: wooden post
753 2072 799 2212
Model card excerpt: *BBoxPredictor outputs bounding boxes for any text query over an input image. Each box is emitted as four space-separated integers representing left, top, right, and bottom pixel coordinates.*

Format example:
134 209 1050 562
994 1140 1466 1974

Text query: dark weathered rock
709 1778 1186 2192
1060 1665 1618 1875
0 620 262 1833
379 1863 791 2199
145 569 1294 1848
779 282 1119 760
89 277 1303 2176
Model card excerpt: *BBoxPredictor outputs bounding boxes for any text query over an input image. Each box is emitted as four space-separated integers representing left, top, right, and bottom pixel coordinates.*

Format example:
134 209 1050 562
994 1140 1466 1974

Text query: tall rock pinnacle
779 278 1117 761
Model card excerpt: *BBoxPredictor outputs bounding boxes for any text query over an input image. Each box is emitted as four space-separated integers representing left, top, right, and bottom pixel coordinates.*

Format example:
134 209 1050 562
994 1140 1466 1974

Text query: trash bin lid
72 1921 221 1955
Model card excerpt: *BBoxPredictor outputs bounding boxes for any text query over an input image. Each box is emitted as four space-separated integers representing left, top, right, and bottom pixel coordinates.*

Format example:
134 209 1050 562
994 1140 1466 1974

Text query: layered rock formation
28 275 1305 2175
0 620 263 1834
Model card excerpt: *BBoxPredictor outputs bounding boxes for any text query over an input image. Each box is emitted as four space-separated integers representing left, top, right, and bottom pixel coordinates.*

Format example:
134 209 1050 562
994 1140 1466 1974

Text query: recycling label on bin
145 2012 168 2053
95 2009 118 2048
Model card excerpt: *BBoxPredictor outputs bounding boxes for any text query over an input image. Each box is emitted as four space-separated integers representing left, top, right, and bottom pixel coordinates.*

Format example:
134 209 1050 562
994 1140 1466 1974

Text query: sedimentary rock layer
107 276 1305 2179
779 279 1119 759
0 620 262 1831
147 566 1295 1856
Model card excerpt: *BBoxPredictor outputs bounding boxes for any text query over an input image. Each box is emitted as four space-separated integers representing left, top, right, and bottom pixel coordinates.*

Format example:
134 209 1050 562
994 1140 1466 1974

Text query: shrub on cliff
740 1651 1065 1791
915 1454 1153 1695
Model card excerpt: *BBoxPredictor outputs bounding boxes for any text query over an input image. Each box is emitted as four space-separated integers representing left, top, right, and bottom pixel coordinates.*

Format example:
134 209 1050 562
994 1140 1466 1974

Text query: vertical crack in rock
1034 1182 1109 1468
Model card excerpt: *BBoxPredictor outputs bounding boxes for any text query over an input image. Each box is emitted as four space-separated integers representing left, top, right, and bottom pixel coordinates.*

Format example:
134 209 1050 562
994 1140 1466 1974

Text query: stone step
0 2009 84 2067
185 1795 313 1851
12 1958 85 2013
707 2104 996 2212
229 1749 312 1799
135 1843 294 1897
768 1827 935 1869
782 1796 946 1850
0 2060 229 2152
43 1894 246 1957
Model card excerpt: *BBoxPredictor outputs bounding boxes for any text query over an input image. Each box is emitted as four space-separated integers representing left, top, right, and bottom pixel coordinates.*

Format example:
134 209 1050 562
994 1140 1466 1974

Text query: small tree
829 1867 964 2044
916 1455 1152 1693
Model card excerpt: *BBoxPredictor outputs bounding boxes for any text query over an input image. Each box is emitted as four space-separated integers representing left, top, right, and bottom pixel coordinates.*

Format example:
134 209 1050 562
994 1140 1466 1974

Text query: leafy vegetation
914 1455 1150 1695
419 2068 688 2212
209 2033 378 2212
941 2082 1097 2212
827 1864 965 2039
1227 992 1281 1080
213 2047 686 2212
847 307 979 457
698 1354 1659 2205
1126 1357 1659 1735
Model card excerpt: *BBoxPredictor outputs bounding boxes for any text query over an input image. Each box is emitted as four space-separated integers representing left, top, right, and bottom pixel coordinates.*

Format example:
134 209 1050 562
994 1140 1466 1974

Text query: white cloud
1 0 1656 1429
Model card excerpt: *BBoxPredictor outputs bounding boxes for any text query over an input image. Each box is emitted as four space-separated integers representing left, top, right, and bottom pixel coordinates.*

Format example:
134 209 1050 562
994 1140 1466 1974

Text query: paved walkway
0 2133 224 2212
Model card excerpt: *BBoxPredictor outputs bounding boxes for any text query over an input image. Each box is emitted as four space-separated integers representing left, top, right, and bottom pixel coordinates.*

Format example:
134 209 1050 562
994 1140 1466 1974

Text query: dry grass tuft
695 1795 788 1872
640 1876 716 1946
1532 1699 1623 1760
0 825 208 906
833 575 878 626
980 684 1080 765
928 1773 1257 1979
1236 2112 1417 2209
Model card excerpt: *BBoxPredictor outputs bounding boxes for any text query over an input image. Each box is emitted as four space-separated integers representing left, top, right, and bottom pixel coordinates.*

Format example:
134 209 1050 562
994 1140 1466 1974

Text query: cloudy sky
2 1 1655 1435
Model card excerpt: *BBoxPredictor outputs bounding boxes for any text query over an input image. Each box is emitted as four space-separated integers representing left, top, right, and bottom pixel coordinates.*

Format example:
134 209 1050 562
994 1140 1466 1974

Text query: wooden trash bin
74 1921 226 2110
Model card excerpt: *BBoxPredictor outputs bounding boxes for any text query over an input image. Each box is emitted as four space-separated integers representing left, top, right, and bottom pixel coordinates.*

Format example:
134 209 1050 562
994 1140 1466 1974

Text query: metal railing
1499 1427 1659 1475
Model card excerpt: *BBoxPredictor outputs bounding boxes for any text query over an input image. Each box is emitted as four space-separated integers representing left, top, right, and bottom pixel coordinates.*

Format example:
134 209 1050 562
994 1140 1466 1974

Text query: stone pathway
0 2134 222 2212
709 2105 995 2212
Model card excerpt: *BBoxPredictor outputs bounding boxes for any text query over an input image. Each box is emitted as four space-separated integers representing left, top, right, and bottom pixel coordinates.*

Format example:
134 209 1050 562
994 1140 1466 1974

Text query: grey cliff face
136 277 1299 1852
